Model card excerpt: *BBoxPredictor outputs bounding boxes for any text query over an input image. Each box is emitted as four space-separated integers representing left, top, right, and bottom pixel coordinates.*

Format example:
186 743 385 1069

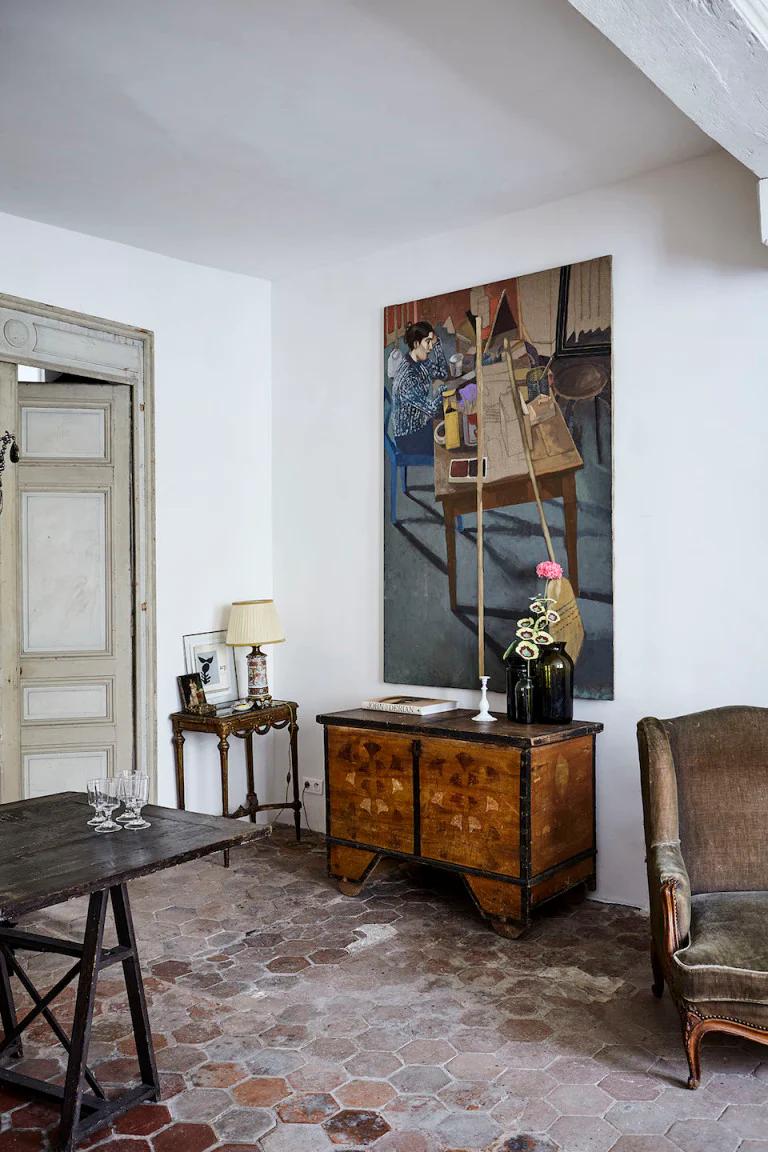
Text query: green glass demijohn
536 641 574 723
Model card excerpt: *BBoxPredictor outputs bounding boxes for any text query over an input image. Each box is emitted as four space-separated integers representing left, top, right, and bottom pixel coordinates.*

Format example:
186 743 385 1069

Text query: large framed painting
383 256 613 700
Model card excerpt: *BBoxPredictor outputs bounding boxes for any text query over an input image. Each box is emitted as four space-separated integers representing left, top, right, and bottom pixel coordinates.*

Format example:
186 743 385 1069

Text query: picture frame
177 673 215 715
183 630 237 704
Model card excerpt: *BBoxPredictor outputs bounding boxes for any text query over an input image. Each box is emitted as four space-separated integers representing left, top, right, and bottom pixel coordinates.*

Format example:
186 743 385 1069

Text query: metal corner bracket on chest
317 709 603 937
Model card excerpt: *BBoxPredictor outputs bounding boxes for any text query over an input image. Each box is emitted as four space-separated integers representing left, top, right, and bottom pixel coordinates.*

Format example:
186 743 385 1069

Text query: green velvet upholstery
674 892 768 1004
637 707 768 1079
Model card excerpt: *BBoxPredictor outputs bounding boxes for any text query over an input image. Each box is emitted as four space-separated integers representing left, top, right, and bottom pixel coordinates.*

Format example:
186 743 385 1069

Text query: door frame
0 293 156 802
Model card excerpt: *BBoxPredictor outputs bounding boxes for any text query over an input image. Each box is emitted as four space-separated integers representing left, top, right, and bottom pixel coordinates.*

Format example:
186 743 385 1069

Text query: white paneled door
0 367 134 800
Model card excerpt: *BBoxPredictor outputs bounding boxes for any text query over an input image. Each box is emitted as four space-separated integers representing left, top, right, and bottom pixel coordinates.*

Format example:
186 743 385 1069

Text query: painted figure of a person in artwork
390 320 451 457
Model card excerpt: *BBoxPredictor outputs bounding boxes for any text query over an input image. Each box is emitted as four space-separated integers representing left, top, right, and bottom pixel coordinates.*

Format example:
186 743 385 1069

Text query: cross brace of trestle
0 884 160 1151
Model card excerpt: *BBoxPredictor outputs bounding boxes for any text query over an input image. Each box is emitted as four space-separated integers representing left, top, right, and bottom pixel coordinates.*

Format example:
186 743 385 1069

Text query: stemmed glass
94 778 121 833
116 771 136 822
86 778 104 826
124 774 151 830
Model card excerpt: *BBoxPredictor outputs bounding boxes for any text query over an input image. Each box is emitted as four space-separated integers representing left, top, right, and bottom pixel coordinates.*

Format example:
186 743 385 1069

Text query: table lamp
225 599 285 705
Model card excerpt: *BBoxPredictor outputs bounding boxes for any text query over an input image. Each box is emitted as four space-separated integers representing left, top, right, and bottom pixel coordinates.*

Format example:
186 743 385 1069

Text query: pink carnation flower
536 560 563 581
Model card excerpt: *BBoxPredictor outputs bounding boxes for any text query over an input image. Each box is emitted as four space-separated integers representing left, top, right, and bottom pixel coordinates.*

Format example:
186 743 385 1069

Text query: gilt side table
171 700 301 865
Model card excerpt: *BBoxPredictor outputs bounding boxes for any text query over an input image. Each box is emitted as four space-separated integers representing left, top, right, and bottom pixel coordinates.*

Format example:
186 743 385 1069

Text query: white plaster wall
271 150 768 909
0 212 272 814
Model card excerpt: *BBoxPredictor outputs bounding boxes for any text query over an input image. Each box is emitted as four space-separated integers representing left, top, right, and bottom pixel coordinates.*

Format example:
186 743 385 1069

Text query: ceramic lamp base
472 676 497 723
246 645 272 704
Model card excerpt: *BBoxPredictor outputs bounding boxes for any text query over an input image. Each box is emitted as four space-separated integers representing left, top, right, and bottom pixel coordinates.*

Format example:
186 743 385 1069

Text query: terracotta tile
389 1065 451 1094
438 1080 505 1111
171 1021 222 1045
287 1061 346 1092
322 1108 390 1145
153 1123 218 1152
84 1142 151 1152
215 1107 276 1142
190 1061 246 1088
547 1083 613 1115
276 1092 339 1122
169 1087 231 1122
0 1136 46 1152
246 1049 305 1077
232 1076 292 1106
345 1051 402 1078
335 1079 395 1108
496 1139 560 1152
113 1103 172 1135
445 1051 506 1081
9 1102 60 1131
547 1114 622 1152
93 1057 141 1083
397 1039 456 1065
216 1146 265 1152
666 1118 740 1152
434 1110 500 1148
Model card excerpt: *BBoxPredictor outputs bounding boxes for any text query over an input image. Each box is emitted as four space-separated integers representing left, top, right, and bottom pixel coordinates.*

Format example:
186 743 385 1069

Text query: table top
171 699 297 730
434 363 582 500
317 708 602 748
0 793 269 921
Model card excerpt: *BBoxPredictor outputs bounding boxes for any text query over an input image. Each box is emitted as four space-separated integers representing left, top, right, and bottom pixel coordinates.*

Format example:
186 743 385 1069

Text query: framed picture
177 673 214 714
183 630 237 704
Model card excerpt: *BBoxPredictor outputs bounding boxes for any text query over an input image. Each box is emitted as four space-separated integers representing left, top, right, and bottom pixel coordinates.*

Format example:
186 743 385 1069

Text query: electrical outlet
302 776 323 796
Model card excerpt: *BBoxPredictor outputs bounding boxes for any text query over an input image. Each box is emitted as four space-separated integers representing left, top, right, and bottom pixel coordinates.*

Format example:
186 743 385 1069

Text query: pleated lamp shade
225 600 285 646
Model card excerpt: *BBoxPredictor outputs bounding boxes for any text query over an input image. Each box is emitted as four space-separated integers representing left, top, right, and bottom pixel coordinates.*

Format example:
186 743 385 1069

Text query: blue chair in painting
384 383 433 525
384 384 464 533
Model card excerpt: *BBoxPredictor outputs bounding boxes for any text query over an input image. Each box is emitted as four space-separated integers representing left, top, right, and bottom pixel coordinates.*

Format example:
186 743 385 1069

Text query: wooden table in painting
0 793 267 1151
434 363 583 610
318 708 603 938
171 700 301 867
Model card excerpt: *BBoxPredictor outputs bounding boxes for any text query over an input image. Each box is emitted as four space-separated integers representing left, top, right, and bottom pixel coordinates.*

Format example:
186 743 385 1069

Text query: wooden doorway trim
0 293 157 801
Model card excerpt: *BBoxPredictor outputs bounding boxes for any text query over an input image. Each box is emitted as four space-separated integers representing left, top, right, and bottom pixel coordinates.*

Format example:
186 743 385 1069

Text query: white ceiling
0 0 714 279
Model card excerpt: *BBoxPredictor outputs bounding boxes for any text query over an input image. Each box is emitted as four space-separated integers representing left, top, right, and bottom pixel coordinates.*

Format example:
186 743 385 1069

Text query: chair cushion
673 892 768 1004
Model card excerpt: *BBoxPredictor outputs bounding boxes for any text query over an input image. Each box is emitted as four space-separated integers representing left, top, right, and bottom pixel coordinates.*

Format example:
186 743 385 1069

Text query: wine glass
94 778 121 833
86 778 104 826
124 774 150 829
116 771 136 822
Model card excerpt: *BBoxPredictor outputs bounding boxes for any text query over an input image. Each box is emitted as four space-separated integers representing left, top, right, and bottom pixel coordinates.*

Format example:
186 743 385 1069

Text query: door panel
23 746 111 798
0 381 134 799
22 489 109 652
21 403 108 460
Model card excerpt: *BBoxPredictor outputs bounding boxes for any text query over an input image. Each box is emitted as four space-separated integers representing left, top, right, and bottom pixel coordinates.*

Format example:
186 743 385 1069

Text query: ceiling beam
567 0 768 181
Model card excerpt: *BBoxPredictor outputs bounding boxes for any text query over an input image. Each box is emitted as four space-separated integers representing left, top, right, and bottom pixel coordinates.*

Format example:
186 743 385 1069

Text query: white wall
0 212 272 813
271 150 768 909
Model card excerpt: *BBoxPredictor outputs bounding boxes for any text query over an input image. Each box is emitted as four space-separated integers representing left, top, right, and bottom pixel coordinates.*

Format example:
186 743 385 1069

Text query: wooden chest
317 708 603 936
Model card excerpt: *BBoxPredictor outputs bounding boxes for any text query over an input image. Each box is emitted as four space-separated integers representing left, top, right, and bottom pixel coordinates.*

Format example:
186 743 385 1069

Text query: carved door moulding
0 292 157 799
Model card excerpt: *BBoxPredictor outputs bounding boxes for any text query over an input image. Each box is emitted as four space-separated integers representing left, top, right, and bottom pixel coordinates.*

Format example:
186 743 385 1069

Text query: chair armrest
649 841 691 952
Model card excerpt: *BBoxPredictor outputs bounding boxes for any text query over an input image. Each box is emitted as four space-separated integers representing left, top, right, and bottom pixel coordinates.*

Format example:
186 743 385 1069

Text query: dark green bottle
537 642 574 723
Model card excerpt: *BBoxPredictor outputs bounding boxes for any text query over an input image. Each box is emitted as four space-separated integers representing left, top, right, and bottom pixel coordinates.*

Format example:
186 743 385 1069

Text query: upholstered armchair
637 706 768 1088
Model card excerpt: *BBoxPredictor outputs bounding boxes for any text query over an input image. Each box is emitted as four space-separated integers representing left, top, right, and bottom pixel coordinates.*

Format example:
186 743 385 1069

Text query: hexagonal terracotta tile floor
2 828 767 1151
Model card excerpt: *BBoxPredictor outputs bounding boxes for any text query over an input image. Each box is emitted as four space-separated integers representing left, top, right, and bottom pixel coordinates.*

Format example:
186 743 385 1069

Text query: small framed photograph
177 673 214 714
183 630 237 704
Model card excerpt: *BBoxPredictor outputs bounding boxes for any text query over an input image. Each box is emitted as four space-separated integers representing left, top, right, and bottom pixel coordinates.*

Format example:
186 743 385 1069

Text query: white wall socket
302 777 323 796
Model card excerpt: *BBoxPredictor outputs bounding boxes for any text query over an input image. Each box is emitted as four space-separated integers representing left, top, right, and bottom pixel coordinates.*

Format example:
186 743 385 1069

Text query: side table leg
110 885 159 1097
0 935 21 1059
59 891 109 1151
245 734 256 822
172 726 185 810
218 735 231 868
289 713 301 842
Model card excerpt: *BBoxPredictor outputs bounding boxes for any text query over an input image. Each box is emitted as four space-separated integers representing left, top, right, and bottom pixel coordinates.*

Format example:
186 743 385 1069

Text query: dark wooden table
171 700 301 866
0 792 268 1151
